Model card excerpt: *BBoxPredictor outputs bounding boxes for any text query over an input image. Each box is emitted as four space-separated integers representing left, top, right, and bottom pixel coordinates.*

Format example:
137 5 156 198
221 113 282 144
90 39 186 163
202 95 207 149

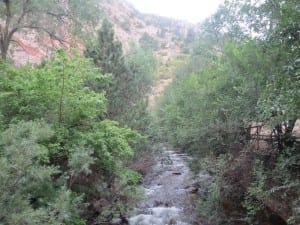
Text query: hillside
9 0 194 66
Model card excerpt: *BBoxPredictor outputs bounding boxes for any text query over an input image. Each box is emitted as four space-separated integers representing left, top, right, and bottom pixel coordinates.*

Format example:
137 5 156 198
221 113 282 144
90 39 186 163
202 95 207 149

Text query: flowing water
129 144 198 225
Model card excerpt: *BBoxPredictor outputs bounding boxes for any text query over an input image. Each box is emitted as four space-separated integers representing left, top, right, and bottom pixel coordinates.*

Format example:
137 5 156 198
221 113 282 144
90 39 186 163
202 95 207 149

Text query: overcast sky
126 0 223 23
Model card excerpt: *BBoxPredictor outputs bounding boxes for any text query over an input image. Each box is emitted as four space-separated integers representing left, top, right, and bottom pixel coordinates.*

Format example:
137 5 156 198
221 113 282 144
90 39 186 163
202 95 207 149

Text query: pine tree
86 19 127 118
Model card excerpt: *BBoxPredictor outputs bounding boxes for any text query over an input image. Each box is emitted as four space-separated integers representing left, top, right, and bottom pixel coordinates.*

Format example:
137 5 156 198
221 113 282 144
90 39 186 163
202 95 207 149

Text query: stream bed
129 144 199 225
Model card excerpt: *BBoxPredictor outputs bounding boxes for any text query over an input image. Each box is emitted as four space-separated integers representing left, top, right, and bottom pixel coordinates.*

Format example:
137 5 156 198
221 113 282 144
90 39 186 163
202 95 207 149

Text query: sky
126 0 223 24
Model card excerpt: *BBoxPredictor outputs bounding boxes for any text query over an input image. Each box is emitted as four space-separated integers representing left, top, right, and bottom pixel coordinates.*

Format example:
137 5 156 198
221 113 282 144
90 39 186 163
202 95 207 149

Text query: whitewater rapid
129 144 197 225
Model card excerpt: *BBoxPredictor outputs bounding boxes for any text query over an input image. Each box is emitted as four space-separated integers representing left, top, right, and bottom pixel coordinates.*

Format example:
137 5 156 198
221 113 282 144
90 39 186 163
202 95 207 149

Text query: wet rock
172 171 182 175
111 215 129 225
154 200 164 207
129 207 182 225
292 119 300 141
169 218 176 224
189 187 198 194
111 218 122 225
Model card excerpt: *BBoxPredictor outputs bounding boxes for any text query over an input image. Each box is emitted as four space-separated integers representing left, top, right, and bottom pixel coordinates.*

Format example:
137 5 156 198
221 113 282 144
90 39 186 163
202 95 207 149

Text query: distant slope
9 0 195 66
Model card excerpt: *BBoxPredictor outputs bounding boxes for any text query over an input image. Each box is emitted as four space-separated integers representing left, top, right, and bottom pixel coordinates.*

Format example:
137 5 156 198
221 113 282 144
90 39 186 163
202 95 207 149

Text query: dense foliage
1 0 299 224
156 0 299 224
0 50 144 224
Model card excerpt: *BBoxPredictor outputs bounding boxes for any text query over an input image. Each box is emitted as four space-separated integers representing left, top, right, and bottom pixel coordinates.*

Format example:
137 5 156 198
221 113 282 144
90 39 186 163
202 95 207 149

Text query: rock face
292 119 300 141
8 0 193 66
10 30 84 65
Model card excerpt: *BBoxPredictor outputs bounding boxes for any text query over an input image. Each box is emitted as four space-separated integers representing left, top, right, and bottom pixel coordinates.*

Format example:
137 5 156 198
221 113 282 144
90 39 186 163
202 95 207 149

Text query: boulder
292 119 300 141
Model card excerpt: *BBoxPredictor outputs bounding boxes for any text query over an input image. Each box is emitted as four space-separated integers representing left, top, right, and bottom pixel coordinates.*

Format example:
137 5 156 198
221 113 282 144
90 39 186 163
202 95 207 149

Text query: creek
129 144 200 225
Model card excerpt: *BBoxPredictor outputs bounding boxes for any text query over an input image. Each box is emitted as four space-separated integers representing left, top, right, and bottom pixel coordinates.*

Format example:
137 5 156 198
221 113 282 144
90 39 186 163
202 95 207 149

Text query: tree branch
7 27 18 43
20 25 71 46
16 0 31 25
4 0 11 36
46 11 68 20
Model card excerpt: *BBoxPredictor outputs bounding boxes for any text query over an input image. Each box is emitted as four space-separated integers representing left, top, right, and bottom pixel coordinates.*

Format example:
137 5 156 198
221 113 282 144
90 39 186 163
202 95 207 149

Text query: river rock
111 218 122 225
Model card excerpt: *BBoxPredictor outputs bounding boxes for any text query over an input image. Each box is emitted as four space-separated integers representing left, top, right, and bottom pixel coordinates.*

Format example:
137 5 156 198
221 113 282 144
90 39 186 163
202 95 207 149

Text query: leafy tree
66 120 143 222
0 50 145 223
0 120 84 225
0 0 101 60
157 41 270 155
0 49 109 126
86 21 156 131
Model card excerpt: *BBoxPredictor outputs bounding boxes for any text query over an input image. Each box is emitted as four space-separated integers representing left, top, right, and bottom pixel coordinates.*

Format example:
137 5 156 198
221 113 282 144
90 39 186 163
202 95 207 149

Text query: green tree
86 21 157 131
114 47 156 131
86 19 124 77
157 41 270 155
85 19 126 118
0 50 109 126
0 120 84 225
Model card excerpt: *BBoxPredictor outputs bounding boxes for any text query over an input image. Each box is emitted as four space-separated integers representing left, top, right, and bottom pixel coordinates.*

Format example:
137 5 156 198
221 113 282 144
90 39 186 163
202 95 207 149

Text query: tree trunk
0 42 8 60
1 0 10 60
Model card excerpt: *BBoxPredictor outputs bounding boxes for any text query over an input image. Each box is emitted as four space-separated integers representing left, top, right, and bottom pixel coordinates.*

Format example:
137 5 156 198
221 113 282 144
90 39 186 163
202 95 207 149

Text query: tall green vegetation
0 120 85 225
0 50 143 224
0 2 158 221
159 0 299 166
0 50 108 125
120 47 157 132
159 41 272 155
86 19 156 132
156 0 299 223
